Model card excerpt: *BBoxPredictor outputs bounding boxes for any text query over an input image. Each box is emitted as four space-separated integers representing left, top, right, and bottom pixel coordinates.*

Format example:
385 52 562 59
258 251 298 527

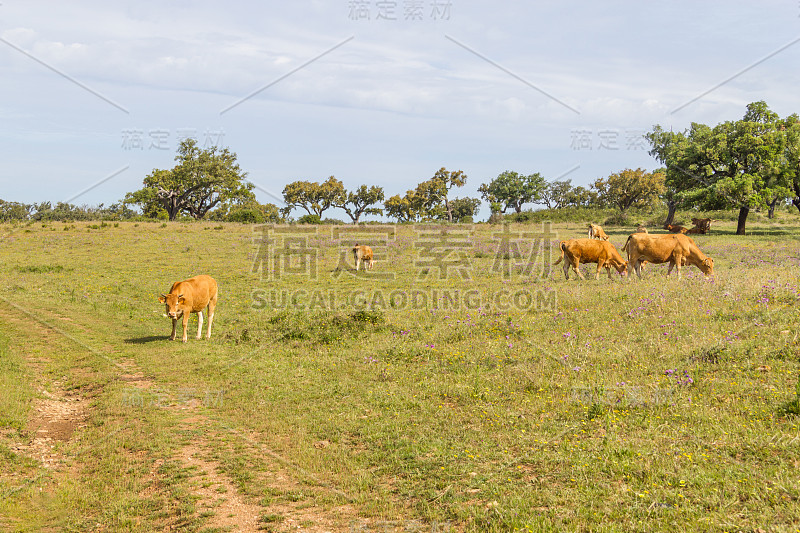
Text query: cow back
171 275 218 312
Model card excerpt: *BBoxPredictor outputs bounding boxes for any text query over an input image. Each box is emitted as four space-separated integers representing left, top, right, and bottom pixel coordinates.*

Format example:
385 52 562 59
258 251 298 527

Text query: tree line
3 102 799 234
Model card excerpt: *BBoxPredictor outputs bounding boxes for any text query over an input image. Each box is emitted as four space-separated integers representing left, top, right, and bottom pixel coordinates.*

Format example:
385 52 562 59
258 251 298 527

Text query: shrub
603 211 629 226
298 214 322 225
227 208 264 224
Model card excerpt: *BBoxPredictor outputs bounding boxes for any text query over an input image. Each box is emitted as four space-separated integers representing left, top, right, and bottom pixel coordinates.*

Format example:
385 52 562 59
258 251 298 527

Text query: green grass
0 217 799 531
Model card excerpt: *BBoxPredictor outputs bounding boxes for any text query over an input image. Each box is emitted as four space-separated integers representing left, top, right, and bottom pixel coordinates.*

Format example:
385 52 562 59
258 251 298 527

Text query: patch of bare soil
218 431 363 533
169 413 363 532
0 305 92 469
177 442 263 532
116 357 154 389
14 388 90 469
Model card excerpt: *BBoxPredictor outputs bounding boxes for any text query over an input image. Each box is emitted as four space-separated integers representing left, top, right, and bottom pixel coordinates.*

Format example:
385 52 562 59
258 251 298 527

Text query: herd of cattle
556 220 715 281
158 220 716 342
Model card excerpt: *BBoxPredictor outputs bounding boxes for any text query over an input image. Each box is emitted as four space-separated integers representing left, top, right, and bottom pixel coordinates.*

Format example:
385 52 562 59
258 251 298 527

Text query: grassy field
1 216 799 532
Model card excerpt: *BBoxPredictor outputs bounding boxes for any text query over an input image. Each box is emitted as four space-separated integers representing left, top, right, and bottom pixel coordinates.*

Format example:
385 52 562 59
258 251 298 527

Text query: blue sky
2 1 799 220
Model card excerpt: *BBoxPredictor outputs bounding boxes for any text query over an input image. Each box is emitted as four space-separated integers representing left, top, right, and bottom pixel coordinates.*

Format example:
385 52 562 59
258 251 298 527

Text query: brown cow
587 223 610 241
159 275 218 342
554 239 627 280
623 233 713 280
665 224 689 234
691 217 712 233
686 226 704 235
635 224 648 233
352 244 374 271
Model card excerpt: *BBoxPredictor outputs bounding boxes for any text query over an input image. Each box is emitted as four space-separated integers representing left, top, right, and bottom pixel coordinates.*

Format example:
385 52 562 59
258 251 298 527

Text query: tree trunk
164 200 180 221
663 200 678 227
768 197 779 219
736 206 749 235
792 182 800 215
157 188 181 221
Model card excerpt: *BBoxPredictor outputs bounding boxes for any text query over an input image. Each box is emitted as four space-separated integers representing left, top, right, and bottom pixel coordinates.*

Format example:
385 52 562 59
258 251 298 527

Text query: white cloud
0 1 798 207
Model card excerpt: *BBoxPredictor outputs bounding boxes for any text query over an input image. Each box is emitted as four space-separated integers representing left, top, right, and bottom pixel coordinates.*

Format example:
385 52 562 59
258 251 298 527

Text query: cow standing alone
159 275 218 342
554 239 628 280
352 244 374 271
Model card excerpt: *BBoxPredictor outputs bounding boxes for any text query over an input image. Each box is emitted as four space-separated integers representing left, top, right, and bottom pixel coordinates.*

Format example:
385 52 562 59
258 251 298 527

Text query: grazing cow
352 244 374 271
635 224 648 233
554 239 627 280
587 223 610 241
691 217 713 233
158 275 218 342
623 233 714 280
665 224 689 234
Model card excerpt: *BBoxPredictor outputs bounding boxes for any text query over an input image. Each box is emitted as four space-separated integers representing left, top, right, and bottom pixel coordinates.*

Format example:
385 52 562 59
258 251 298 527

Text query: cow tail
554 241 566 265
623 235 632 256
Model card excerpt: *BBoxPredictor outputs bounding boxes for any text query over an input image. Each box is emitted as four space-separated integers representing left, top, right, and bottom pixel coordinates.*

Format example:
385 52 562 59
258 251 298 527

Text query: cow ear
177 296 186 304
158 294 166 303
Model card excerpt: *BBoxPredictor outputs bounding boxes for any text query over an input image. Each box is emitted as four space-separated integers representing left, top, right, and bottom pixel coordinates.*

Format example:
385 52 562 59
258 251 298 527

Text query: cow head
158 293 186 319
701 257 714 276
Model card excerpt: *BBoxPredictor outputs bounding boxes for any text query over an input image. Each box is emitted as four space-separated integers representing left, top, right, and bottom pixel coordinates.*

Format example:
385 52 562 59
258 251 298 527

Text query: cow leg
667 254 680 279
355 257 361 271
170 318 177 341
182 314 190 343
196 311 203 340
206 298 216 339
595 261 603 280
669 260 682 279
635 260 643 279
574 260 585 280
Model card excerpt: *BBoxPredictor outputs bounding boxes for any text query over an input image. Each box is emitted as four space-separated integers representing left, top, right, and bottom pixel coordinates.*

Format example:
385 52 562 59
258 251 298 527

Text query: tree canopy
478 171 546 214
539 180 574 209
281 176 346 219
384 191 419 222
335 184 385 223
592 168 665 213
647 101 795 234
430 167 467 223
383 168 467 223
125 139 253 220
447 197 481 223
